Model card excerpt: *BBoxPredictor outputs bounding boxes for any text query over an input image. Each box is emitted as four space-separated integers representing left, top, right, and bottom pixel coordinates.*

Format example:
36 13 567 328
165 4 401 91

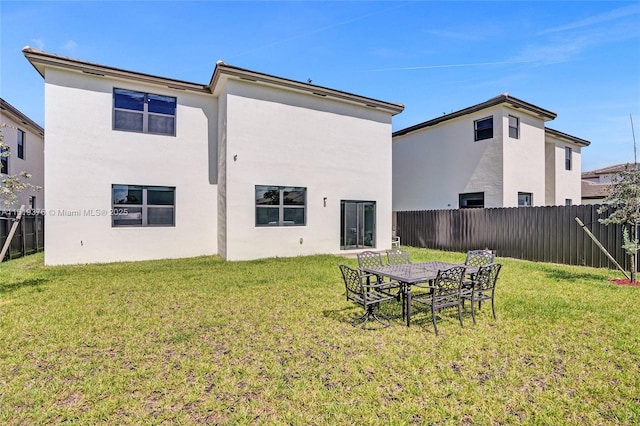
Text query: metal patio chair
462 263 502 324
339 264 398 329
386 248 411 265
410 265 467 335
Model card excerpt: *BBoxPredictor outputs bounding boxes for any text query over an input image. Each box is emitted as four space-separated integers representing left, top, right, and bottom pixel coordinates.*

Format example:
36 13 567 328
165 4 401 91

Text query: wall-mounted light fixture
233 154 238 162
323 197 327 207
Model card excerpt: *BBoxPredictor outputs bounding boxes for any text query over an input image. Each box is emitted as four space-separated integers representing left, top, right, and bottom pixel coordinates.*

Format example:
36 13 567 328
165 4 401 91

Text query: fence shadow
0 277 48 294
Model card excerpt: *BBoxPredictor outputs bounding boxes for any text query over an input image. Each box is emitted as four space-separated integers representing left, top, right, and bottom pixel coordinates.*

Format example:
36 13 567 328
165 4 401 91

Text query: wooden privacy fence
1 210 45 261
396 204 637 272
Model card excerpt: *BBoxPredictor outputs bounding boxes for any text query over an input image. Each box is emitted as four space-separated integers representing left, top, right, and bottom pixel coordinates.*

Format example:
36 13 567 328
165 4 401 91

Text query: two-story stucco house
23 47 403 265
392 94 590 211
0 97 44 210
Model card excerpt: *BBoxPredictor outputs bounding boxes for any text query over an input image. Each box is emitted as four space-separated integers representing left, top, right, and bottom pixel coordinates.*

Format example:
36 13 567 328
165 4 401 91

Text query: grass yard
1 248 639 424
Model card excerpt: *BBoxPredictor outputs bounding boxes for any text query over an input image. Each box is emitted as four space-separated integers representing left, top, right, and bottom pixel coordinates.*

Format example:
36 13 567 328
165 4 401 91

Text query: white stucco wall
500 108 546 207
544 134 582 205
43 68 218 265
0 109 44 209
219 80 394 261
393 105 550 210
393 107 505 211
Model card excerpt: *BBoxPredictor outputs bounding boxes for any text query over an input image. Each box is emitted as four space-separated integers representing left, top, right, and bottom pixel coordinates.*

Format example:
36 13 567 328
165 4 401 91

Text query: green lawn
1 248 638 424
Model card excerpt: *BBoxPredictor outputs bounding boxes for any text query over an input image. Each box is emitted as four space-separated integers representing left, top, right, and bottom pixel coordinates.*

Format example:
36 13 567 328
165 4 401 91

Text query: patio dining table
362 261 474 327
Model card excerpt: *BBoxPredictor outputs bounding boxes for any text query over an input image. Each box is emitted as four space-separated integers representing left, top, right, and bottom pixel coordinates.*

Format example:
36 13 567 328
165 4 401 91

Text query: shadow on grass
542 268 610 283
0 278 48 295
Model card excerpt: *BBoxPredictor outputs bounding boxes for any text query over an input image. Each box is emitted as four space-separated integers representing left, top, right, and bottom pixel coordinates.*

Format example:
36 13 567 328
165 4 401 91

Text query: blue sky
1 1 639 171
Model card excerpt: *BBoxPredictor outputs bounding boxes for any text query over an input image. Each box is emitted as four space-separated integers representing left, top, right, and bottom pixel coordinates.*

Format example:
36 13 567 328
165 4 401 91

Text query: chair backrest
465 250 495 268
386 248 411 265
357 251 384 270
473 263 502 291
339 264 364 301
433 265 466 294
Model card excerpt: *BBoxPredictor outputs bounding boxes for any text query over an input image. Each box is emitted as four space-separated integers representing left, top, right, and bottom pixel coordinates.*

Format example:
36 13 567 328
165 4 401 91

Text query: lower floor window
255 185 306 226
112 184 175 227
459 192 484 209
518 192 533 207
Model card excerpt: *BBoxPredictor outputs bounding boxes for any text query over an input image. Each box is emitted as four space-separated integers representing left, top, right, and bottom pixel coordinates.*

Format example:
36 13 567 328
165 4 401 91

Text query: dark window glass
112 185 175 227
509 115 519 139
114 110 144 132
459 192 485 209
256 185 306 226
113 89 176 135
474 117 493 141
114 89 145 111
1 147 9 174
518 192 532 207
147 187 175 205
565 147 572 170
256 207 280 225
17 130 25 159
147 94 176 115
113 185 143 204
148 207 174 225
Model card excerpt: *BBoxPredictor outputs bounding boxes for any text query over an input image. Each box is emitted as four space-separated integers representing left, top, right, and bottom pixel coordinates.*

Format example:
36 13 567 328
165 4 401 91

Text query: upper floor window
113 89 176 136
508 115 519 139
256 185 306 226
17 129 25 159
474 116 493 141
518 192 532 207
1 147 8 174
112 184 175 227
565 199 572 206
459 192 484 209
565 147 572 170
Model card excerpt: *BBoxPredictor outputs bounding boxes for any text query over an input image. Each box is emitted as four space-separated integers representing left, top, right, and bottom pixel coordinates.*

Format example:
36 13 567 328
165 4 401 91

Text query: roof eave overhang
0 98 44 137
393 94 557 137
22 46 210 94
546 127 591 147
209 64 404 116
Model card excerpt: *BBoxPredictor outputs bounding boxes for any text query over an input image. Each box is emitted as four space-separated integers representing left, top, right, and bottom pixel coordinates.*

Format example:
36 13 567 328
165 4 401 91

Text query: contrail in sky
367 59 537 72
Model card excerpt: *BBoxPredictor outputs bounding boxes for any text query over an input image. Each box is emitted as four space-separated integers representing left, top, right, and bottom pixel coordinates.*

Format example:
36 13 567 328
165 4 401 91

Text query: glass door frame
340 200 376 250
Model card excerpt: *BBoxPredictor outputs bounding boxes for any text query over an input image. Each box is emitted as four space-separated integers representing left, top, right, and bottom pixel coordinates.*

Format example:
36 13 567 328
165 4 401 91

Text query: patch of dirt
609 278 640 287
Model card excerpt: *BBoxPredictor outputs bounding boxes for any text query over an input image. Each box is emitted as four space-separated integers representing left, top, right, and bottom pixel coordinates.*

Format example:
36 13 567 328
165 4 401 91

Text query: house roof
582 163 640 178
22 46 404 116
0 97 44 137
581 180 611 199
393 93 557 137
545 127 590 147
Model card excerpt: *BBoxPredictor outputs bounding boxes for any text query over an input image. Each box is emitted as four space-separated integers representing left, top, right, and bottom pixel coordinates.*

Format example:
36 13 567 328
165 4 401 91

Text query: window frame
474 116 493 141
112 184 176 227
1 146 8 174
255 185 307 227
508 115 519 139
459 192 485 209
112 88 177 136
565 147 572 171
17 129 25 159
518 192 533 207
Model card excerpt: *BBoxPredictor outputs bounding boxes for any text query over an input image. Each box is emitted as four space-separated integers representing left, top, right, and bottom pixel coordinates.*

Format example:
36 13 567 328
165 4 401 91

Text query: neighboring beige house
23 47 403 265
581 163 639 204
0 97 44 210
392 94 590 211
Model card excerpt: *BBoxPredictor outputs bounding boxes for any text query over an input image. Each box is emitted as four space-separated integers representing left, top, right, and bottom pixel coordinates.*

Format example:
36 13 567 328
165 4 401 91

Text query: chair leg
491 297 496 320
431 305 439 336
470 300 477 324
457 303 463 327
354 306 390 329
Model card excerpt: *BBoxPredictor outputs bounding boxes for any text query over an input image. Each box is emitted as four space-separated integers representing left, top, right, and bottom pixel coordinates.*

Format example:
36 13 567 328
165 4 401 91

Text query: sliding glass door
341 201 376 249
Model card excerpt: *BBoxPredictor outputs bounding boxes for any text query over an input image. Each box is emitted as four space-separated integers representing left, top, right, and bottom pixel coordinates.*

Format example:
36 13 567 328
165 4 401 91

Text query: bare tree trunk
631 253 637 283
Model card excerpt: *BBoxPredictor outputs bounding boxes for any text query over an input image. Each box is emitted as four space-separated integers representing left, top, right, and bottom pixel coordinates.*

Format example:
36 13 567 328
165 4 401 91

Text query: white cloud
62 40 78 56
539 3 640 35
30 38 45 50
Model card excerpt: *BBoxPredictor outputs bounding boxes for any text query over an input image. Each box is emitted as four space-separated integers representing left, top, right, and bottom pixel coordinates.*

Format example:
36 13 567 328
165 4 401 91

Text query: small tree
0 124 41 208
598 164 640 283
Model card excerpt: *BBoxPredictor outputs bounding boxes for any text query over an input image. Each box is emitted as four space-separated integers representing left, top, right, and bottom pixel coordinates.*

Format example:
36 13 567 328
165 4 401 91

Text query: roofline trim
393 93 557 137
22 46 211 94
545 127 590 146
0 97 44 136
209 63 405 115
